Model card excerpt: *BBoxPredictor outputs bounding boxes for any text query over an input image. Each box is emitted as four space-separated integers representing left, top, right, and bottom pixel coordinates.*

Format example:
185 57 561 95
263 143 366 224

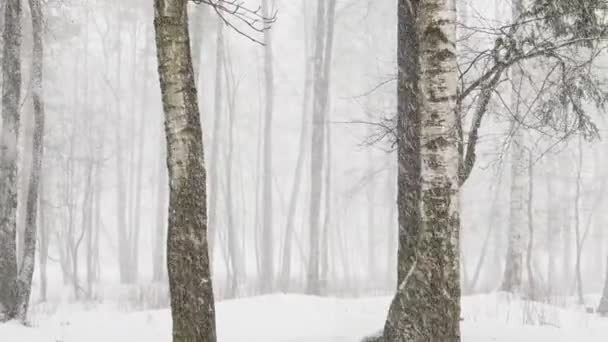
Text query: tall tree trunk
0 0 22 322
86 165 96 297
260 0 275 294
307 0 336 296
307 0 328 295
130 36 150 285
207 18 225 272
17 0 45 319
367 132 376 284
500 0 526 294
223 56 241 298
279 0 312 291
382 0 461 340
114 16 130 284
319 0 336 295
153 1 217 341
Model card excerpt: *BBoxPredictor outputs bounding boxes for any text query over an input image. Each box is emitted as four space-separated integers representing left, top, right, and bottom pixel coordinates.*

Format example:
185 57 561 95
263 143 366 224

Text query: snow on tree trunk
382 0 461 340
394 0 421 289
153 0 217 341
0 0 22 322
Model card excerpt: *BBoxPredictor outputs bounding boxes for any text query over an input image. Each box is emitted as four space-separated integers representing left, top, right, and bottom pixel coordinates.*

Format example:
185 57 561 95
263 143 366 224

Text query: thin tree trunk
574 136 584 304
279 0 312 291
260 0 275 294
526 151 535 299
38 176 48 302
501 0 526 294
16 0 45 319
130 36 150 285
207 18 225 272
546 156 556 296
223 53 241 298
114 16 130 284
367 151 375 286
307 0 328 295
153 1 217 340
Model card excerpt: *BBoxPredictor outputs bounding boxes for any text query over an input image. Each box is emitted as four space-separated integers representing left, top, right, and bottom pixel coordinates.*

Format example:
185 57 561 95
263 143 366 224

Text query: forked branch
192 0 277 45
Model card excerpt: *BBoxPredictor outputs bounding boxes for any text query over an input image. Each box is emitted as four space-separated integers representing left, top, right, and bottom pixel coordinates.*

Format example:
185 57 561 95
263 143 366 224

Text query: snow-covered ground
2 293 608 341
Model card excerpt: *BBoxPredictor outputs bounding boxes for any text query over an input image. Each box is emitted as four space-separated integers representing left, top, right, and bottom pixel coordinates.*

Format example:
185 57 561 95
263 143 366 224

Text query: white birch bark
382 0 461 340
153 1 217 340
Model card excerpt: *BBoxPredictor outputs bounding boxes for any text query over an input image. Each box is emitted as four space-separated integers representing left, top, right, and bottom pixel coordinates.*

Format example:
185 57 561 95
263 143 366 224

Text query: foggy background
8 0 608 307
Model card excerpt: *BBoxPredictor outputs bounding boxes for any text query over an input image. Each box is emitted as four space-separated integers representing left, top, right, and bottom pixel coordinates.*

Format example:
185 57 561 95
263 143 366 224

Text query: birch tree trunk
382 0 461 340
0 0 22 322
500 0 526 294
16 0 45 319
153 1 217 340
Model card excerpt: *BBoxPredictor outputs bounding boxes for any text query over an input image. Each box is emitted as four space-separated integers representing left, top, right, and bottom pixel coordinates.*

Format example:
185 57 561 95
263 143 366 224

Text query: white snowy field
2 293 608 341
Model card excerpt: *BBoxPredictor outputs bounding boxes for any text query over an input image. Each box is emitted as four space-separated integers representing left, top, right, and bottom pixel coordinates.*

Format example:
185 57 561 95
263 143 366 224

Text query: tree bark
16 0 45 319
153 1 217 340
0 0 22 322
383 0 461 340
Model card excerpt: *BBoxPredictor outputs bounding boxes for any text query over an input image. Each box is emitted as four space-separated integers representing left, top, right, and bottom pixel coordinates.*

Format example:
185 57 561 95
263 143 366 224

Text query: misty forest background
2 0 608 325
